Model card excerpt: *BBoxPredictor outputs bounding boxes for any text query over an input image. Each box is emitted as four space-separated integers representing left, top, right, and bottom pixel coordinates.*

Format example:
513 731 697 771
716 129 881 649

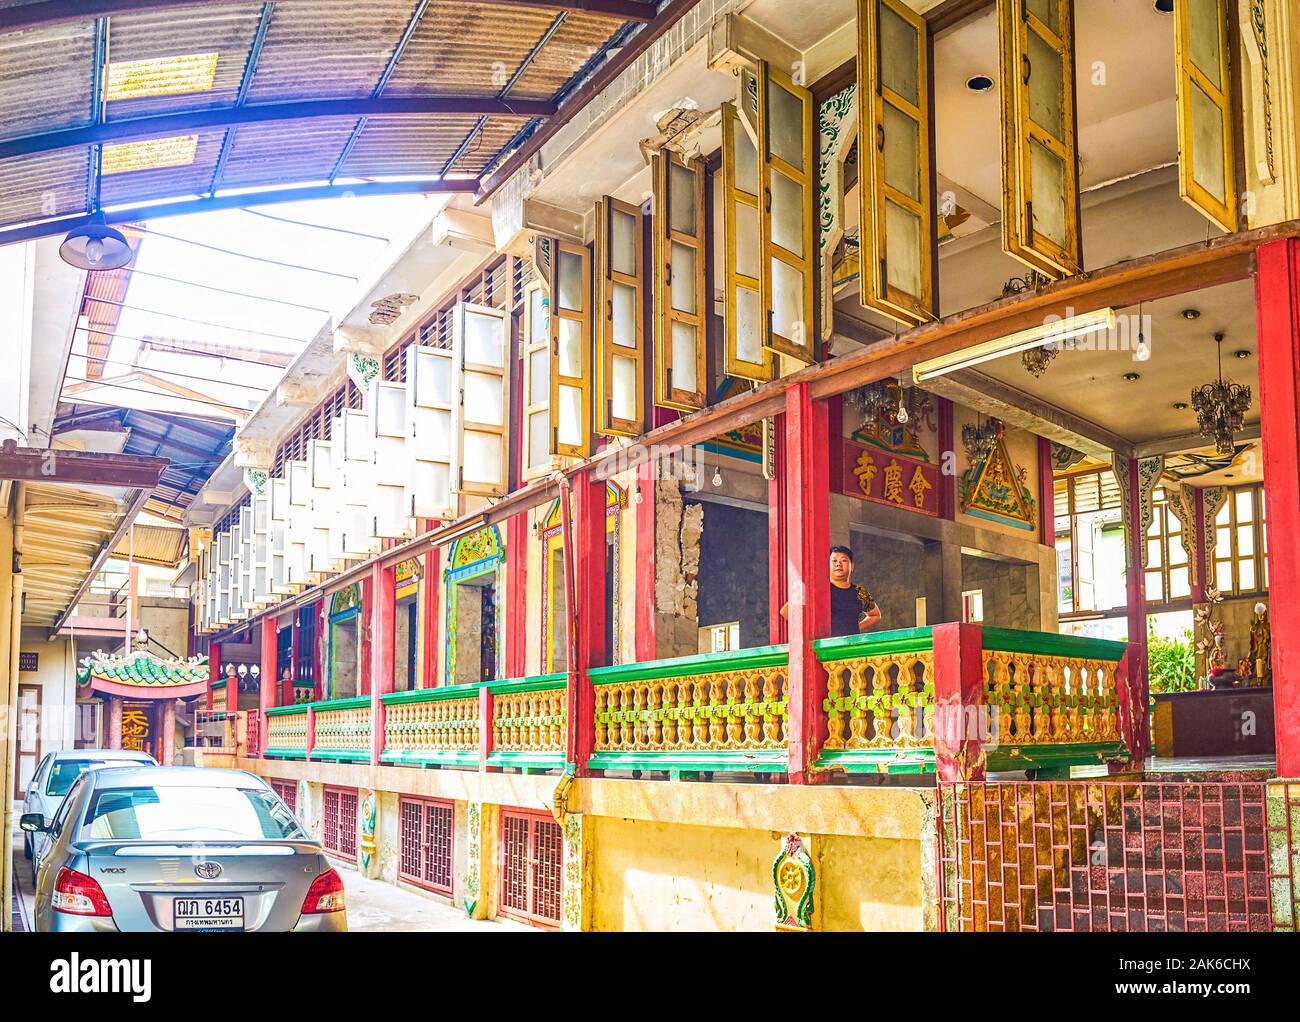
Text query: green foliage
1147 627 1198 693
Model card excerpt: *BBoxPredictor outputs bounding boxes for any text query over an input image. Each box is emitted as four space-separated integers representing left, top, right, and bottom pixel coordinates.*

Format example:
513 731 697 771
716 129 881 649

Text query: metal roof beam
208 1 276 196
0 442 168 488
0 96 557 162
0 0 653 33
0 178 477 247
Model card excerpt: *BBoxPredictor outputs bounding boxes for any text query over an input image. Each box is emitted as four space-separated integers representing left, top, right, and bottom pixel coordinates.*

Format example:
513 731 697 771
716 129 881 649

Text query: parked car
22 766 346 933
23 749 158 868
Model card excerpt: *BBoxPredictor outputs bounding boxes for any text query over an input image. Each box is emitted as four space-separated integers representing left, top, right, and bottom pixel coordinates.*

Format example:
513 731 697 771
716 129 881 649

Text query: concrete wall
15 634 78 761
961 554 1043 630
235 756 937 932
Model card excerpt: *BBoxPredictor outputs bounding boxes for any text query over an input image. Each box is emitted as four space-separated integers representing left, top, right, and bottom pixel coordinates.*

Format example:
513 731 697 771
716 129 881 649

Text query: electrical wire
103 267 331 313
57 396 237 427
130 226 359 280
60 375 254 415
80 296 309 343
239 207 390 242
68 349 274 394
76 327 295 370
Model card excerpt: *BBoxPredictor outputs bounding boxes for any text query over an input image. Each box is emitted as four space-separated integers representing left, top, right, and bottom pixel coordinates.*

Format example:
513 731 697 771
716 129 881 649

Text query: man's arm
858 604 882 631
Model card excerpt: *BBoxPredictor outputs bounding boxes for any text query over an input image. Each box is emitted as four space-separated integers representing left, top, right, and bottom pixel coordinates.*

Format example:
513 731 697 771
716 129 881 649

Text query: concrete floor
9 830 530 933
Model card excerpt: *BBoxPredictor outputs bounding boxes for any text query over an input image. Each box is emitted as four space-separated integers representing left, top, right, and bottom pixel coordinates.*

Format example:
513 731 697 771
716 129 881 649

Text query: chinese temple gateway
2 0 1300 935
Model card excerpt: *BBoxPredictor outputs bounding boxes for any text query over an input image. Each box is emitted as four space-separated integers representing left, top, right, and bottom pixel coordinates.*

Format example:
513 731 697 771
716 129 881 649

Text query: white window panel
453 301 511 497
406 343 457 519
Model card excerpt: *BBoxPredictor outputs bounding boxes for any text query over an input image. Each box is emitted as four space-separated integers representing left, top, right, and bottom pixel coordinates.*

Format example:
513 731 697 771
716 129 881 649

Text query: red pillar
106 697 123 750
358 573 374 696
784 384 830 783
506 512 527 678
421 545 439 688
1255 238 1300 777
634 458 657 661
932 622 986 780
1123 457 1148 697
768 411 788 645
370 562 396 765
258 619 277 757
1037 435 1054 546
161 699 176 766
477 685 495 771
206 641 221 712
564 470 607 776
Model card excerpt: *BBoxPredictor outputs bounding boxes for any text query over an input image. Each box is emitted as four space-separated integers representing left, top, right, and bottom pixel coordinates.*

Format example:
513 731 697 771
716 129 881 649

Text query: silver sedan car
22 766 346 933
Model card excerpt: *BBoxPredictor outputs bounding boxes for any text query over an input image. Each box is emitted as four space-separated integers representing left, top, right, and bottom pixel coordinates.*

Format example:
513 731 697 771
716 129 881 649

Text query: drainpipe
557 474 578 674
1 484 25 932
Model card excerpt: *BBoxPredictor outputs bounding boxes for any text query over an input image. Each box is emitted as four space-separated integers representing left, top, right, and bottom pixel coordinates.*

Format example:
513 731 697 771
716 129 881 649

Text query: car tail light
301 868 345 914
52 866 113 917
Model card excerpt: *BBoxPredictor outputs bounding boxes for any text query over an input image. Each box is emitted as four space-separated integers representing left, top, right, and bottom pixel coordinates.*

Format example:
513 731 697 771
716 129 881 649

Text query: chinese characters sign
121 704 151 753
841 440 938 516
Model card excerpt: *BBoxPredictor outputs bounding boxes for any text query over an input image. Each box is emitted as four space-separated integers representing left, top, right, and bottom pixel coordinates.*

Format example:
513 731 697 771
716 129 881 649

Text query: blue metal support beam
208 1 276 196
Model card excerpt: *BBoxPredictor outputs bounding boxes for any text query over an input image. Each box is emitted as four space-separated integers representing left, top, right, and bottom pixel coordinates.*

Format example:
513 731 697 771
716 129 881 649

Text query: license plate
172 896 244 930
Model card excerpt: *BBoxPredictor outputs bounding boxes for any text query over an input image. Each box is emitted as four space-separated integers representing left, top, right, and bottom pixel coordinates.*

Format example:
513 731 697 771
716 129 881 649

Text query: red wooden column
1036 435 1054 546
206 640 221 711
634 458 657 661
106 697 123 750
369 561 396 765
768 411 788 645
161 699 176 766
258 620 277 757
358 572 375 696
505 511 527 678
784 384 830 784
284 614 298 706
931 623 986 780
1255 238 1300 777
421 540 439 688
564 469 607 776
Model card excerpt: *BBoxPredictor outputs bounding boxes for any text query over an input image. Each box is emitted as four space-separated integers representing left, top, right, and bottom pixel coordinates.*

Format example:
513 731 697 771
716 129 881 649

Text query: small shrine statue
1247 602 1271 686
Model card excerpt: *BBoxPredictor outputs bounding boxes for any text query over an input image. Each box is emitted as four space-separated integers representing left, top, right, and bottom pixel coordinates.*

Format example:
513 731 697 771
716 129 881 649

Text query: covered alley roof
0 0 667 245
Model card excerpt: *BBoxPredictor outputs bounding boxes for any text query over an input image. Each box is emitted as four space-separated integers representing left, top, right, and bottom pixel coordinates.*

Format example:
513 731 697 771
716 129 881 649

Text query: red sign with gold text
840 440 939 517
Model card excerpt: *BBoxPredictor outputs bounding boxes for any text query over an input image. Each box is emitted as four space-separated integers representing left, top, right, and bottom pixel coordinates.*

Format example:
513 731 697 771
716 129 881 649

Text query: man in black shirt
781 545 881 637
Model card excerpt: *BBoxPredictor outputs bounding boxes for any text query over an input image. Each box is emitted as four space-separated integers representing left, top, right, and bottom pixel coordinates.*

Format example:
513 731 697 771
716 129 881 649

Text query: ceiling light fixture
913 307 1117 383
1173 402 1189 410
1123 372 1141 381
965 75 994 93
1234 349 1251 359
1181 308 1201 320
1191 332 1252 456
59 212 133 271
1153 0 1174 14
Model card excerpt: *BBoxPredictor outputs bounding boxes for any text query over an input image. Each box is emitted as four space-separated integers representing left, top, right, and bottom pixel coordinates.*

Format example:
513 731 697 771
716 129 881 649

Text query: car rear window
45 758 153 797
81 786 306 842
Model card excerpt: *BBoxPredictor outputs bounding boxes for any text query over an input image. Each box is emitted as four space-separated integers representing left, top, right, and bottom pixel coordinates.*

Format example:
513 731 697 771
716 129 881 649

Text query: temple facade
173 0 1300 931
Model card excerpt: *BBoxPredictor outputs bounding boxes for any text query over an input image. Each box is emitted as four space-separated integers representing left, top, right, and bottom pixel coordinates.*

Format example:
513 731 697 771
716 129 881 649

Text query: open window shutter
369 381 412 538
653 152 708 411
548 240 592 459
596 196 647 435
858 0 935 326
998 0 1081 279
722 100 772 382
1175 0 1237 232
336 408 376 557
521 279 553 477
406 342 457 518
285 461 309 588
759 61 816 364
453 300 510 496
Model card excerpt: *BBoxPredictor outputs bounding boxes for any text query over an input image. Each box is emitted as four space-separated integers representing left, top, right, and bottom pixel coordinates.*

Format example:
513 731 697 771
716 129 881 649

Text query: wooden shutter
998 0 1081 279
759 60 816 364
549 240 593 459
1175 0 1237 232
406 342 457 518
722 99 772 382
369 382 412 538
596 196 646 435
453 301 510 497
521 279 553 478
653 152 708 411
857 0 935 326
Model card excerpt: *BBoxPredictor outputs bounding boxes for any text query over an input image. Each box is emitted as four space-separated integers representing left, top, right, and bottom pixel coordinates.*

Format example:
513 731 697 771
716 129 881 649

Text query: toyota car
22 766 346 933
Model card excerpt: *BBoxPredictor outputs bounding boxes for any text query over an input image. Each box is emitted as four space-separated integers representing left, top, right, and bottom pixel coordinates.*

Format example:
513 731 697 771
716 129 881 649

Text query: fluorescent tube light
912 307 1118 383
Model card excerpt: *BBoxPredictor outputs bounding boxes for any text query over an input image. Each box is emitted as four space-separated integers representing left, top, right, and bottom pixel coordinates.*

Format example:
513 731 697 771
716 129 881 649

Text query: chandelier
845 380 915 425
962 417 1003 461
1021 345 1058 377
1191 332 1251 456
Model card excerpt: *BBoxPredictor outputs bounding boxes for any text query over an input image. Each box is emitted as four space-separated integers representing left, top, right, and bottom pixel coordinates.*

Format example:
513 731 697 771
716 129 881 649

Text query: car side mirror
19 813 48 833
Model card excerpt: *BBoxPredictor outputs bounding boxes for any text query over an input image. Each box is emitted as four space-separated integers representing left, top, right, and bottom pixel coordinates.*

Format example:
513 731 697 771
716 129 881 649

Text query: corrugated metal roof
111 522 188 566
0 0 651 236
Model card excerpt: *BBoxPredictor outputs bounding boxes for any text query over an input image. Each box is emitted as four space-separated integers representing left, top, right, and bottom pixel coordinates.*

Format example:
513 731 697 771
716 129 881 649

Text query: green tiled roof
77 651 209 689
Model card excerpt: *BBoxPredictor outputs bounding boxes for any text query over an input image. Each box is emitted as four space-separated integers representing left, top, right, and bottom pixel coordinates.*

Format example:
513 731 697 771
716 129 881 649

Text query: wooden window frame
652 152 708 411
1144 487 1191 606
722 99 773 382
758 60 817 365
998 0 1082 280
1213 482 1267 596
406 342 458 520
1174 0 1238 232
548 239 593 459
856 0 936 327
453 300 511 498
596 195 648 434
521 277 553 481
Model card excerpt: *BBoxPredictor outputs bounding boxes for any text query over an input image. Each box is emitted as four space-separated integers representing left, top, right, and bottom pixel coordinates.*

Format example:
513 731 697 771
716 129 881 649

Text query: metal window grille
322 786 358 862
937 780 1273 932
499 809 562 928
270 779 297 815
397 796 454 896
